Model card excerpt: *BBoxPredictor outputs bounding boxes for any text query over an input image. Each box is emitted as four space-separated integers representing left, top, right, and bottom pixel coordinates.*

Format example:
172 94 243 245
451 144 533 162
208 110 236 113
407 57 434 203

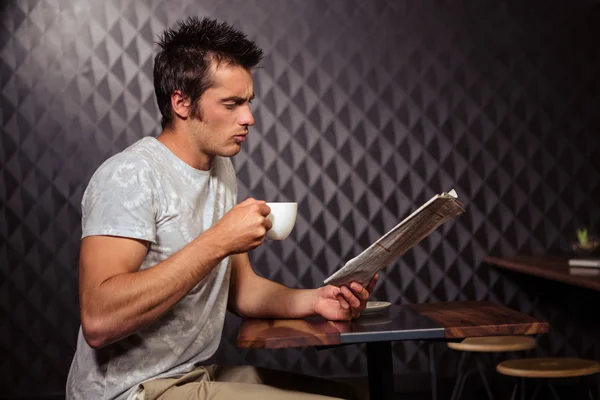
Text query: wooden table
484 255 600 292
238 301 548 400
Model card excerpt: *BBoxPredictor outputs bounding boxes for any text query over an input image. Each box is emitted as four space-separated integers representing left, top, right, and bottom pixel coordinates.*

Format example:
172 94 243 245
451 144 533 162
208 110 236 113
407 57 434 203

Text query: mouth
233 132 248 143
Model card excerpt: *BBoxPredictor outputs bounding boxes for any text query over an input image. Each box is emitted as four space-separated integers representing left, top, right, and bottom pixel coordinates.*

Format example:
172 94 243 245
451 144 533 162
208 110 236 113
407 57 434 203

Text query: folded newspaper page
323 189 465 287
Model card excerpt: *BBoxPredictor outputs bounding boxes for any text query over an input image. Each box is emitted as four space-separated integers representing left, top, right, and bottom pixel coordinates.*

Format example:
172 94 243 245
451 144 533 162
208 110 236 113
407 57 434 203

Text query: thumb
326 285 342 298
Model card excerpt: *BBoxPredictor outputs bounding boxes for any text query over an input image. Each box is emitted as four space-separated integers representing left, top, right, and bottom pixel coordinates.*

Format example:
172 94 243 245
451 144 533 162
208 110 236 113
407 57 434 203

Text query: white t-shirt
66 137 238 400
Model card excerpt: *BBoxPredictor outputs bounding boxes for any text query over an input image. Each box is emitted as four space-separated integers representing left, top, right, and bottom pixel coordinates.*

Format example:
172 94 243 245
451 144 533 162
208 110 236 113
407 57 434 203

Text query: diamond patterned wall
1 0 599 396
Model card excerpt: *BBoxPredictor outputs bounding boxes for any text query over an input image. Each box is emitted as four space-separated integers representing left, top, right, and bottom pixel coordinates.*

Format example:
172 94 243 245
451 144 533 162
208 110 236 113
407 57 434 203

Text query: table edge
484 255 600 292
339 327 445 344
237 331 341 349
442 321 549 339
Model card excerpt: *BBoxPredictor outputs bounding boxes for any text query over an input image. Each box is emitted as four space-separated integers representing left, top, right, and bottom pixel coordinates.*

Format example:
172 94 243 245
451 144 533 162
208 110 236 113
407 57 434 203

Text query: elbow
231 306 249 319
228 298 250 319
81 314 113 349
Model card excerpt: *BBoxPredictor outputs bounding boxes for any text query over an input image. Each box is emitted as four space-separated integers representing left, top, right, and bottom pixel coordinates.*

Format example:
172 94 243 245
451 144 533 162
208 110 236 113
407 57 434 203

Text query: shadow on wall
0 1 14 24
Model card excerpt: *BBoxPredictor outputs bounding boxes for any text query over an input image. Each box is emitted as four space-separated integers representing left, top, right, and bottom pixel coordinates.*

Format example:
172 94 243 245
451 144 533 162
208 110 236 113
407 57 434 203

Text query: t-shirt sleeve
81 154 158 243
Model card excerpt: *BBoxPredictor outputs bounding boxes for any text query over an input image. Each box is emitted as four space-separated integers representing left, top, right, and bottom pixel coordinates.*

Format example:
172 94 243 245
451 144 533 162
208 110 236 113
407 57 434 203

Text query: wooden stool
448 336 537 400
496 357 600 400
449 336 537 353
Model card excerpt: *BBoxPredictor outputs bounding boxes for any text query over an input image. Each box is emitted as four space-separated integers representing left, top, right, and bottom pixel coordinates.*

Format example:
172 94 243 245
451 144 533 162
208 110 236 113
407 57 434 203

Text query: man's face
188 63 255 160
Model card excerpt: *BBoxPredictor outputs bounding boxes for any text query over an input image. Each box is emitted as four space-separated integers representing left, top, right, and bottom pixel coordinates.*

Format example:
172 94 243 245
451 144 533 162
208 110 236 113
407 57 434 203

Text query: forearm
82 231 227 348
232 274 317 319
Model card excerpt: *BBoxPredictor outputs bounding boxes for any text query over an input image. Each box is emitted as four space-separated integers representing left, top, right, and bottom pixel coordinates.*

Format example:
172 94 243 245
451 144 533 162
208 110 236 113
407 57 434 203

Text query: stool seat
447 336 537 352
496 357 600 378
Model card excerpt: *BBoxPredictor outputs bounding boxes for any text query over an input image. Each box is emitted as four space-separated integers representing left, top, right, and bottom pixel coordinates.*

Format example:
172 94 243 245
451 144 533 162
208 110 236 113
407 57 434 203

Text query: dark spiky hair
153 16 263 128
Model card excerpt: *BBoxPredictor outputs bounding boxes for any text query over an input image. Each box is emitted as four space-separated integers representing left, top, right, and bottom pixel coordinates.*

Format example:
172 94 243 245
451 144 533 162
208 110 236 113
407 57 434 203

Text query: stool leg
455 353 473 400
589 376 595 400
455 370 470 400
530 382 541 400
475 357 494 400
548 380 561 400
509 380 518 400
450 352 470 400
520 377 525 400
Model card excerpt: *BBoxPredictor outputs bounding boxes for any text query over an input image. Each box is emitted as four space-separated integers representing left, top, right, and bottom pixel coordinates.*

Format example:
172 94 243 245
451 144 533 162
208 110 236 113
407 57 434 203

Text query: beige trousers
139 365 367 400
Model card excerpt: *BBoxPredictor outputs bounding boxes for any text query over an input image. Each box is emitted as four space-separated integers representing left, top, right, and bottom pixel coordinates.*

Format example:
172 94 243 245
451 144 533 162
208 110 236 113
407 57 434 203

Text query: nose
239 105 254 127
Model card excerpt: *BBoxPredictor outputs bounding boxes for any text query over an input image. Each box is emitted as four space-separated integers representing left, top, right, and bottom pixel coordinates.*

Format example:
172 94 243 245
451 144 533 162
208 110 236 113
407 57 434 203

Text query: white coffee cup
265 202 297 240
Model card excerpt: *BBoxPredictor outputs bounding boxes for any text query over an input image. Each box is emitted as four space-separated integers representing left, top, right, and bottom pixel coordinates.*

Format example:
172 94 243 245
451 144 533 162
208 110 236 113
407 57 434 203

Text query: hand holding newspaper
323 189 466 287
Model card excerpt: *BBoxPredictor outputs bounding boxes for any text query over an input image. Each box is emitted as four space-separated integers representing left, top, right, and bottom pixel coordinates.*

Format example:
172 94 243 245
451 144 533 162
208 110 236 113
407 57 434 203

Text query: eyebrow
221 94 255 103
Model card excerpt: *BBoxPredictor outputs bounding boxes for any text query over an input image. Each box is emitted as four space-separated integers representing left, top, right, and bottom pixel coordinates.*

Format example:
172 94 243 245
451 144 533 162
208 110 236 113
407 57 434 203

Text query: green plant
576 228 589 245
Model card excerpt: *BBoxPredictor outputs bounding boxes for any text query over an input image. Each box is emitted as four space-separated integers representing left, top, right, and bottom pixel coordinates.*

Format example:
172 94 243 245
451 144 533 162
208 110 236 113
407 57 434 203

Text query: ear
170 90 193 119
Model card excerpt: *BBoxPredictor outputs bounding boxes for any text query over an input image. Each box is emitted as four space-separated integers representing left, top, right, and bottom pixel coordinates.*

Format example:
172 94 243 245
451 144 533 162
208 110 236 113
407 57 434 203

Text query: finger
336 293 350 310
349 281 369 302
342 307 354 321
340 285 361 309
254 238 266 250
349 305 360 319
252 203 271 216
237 197 258 206
264 217 273 231
366 273 379 293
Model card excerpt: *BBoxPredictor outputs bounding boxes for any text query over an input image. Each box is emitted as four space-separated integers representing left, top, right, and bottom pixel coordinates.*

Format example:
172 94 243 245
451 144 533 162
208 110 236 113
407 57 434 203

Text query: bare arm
80 198 272 349
228 253 378 320
228 252 316 318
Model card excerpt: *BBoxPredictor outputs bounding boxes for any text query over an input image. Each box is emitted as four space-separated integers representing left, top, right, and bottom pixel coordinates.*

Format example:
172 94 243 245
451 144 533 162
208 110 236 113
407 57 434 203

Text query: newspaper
323 189 466 287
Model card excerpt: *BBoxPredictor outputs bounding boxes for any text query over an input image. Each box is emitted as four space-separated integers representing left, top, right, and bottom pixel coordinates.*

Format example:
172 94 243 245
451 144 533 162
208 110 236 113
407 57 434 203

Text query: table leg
429 343 437 400
366 341 394 400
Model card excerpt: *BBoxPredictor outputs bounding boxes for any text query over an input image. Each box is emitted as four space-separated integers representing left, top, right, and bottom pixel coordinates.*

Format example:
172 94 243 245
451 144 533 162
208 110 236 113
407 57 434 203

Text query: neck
157 126 213 171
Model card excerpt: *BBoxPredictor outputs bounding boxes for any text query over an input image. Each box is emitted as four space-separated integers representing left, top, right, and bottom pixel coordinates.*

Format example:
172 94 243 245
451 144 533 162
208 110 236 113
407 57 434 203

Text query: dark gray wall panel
1 0 599 395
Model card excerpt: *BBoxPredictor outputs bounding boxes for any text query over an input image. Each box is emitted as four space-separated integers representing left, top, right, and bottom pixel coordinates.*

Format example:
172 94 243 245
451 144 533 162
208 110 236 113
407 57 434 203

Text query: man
66 16 377 400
